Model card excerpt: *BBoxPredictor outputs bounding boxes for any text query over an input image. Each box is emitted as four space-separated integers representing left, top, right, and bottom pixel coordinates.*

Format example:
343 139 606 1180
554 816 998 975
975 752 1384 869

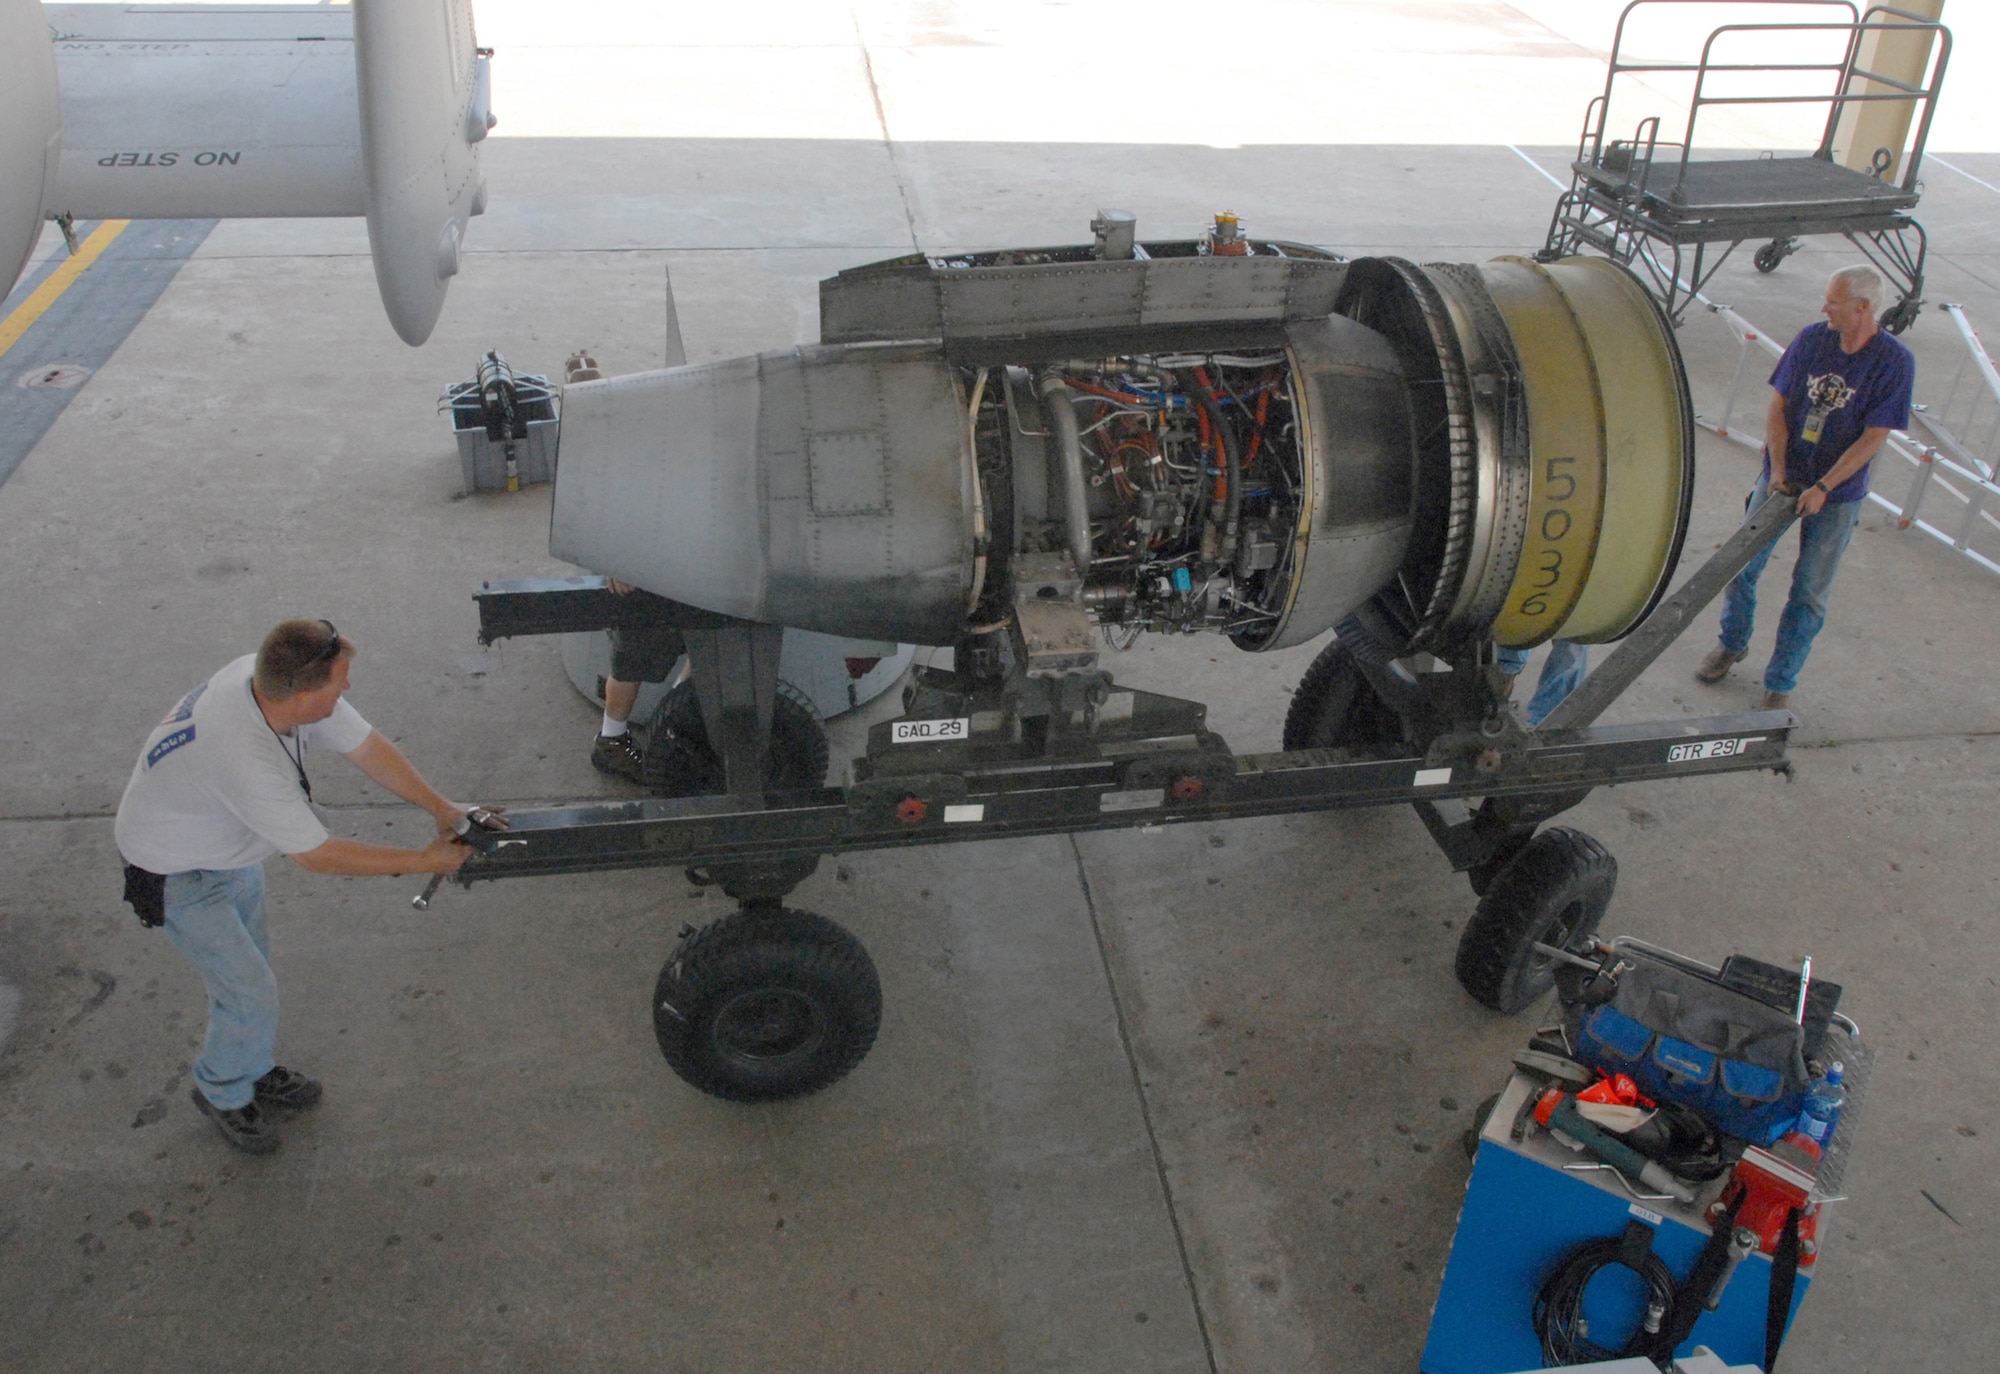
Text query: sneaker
191 1087 281 1156
1760 690 1791 711
591 731 646 782
1695 647 1745 684
254 1065 322 1112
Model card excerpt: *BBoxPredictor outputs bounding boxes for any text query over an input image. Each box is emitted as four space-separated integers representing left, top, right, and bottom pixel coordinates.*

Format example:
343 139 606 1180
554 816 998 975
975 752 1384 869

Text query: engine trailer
435 492 1802 1104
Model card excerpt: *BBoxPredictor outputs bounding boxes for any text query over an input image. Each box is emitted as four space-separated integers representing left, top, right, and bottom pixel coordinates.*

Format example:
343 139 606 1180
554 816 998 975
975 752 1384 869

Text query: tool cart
1424 938 1869 1372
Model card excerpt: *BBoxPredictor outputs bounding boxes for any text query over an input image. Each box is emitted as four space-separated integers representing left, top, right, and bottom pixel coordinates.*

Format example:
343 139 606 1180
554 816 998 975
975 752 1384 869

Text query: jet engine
550 220 1693 673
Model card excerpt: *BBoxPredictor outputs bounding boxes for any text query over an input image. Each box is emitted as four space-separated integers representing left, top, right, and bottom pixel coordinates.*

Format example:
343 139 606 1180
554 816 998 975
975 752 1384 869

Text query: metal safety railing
1916 303 2000 478
1693 293 2000 580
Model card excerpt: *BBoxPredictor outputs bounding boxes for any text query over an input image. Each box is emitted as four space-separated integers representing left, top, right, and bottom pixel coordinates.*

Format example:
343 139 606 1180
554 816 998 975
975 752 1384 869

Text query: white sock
600 714 629 737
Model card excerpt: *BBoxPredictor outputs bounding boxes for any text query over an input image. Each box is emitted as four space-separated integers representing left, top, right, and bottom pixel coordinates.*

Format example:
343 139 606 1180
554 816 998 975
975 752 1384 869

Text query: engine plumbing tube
1184 371 1243 561
1036 372 1095 578
965 368 991 616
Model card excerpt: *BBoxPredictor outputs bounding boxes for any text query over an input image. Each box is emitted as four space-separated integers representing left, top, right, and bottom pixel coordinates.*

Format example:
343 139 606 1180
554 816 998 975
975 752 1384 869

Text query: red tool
1578 1073 1654 1108
1708 1133 1823 1260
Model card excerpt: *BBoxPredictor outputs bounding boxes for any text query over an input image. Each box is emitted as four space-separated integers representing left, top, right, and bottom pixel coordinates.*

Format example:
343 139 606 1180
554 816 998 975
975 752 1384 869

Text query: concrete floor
2 3 1998 1370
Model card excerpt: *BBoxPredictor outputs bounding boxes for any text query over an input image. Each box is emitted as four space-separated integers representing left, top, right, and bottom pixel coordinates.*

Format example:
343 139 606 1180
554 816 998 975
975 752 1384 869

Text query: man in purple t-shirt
1695 266 1915 709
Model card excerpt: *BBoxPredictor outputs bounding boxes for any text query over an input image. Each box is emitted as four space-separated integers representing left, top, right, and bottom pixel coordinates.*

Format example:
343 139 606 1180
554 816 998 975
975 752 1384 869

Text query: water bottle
1797 1062 1847 1148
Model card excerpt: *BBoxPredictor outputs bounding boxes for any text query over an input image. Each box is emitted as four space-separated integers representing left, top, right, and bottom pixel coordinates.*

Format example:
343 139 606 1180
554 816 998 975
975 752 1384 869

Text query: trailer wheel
1880 296 1922 336
1454 826 1616 1013
1283 641 1404 755
1466 828 1536 898
642 680 830 796
654 908 882 1102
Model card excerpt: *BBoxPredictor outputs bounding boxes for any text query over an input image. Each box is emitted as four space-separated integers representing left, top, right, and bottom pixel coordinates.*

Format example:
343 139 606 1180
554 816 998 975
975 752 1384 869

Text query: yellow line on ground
0 220 131 362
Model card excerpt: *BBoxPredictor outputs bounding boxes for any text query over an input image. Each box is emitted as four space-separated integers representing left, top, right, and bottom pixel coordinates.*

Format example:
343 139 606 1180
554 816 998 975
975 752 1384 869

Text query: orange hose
1245 386 1272 468
1192 371 1227 501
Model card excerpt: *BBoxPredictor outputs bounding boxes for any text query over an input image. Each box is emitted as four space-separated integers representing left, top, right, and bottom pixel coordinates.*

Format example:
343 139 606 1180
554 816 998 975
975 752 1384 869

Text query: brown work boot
1759 690 1791 711
591 731 645 783
1695 647 1744 684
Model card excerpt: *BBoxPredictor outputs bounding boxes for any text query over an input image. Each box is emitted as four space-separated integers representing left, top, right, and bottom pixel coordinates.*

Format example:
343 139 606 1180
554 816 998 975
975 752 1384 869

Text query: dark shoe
591 731 646 783
191 1087 281 1156
254 1065 322 1112
1695 647 1744 684
1760 690 1791 711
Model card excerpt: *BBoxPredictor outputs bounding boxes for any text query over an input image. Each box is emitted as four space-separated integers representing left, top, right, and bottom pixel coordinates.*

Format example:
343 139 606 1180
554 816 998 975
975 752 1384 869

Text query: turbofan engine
550 219 1693 676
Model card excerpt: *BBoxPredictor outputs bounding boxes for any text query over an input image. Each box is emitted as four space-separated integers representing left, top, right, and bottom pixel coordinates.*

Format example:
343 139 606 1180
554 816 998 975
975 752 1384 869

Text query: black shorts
608 591 685 683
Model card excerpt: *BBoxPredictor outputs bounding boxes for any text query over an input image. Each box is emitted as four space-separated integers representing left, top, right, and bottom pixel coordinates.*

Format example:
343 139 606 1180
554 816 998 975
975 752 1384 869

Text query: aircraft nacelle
0 0 62 296
2 0 491 344
551 223 1695 671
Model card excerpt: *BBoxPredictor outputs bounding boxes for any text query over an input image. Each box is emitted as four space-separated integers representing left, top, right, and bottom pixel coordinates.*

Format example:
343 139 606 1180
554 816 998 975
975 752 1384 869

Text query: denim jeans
1495 639 1589 727
162 865 276 1109
1718 477 1862 694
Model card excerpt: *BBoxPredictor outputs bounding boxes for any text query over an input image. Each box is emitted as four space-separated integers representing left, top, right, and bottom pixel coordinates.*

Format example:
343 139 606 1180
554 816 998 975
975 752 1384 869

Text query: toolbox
440 351 559 494
1423 941 1868 1373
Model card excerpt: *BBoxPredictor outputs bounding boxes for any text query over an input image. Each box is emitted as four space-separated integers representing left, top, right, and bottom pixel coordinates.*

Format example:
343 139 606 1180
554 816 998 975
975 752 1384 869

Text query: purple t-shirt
1767 321 1915 503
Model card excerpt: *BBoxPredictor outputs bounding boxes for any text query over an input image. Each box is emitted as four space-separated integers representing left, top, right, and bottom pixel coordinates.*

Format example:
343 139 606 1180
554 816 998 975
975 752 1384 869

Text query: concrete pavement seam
1927 155 2000 198
851 17 922 254
1067 833 1221 1374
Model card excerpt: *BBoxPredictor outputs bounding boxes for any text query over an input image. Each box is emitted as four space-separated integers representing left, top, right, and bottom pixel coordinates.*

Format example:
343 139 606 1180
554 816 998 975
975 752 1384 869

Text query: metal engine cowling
550 235 1692 663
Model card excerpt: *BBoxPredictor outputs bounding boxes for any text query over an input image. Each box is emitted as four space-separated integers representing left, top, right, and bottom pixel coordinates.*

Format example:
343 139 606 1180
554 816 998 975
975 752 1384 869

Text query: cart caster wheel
1753 239 1792 274
1283 640 1404 756
1454 826 1615 1014
1463 1091 1503 1159
654 908 882 1102
1881 296 1923 335
642 679 830 796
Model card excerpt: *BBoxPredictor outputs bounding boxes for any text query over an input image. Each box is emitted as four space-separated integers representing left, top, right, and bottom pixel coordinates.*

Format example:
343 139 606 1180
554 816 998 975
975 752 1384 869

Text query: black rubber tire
1463 1091 1504 1159
1753 240 1788 274
1282 640 1405 755
653 908 882 1102
1466 831 1535 898
1880 297 1921 336
1454 826 1616 1014
642 679 830 796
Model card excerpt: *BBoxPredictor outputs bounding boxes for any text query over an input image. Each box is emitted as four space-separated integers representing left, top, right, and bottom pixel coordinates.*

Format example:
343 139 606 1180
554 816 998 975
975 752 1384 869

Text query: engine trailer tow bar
448 492 1801 1103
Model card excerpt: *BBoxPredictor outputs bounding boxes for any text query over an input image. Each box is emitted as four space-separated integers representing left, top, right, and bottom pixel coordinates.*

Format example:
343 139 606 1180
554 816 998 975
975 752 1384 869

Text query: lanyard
251 679 313 801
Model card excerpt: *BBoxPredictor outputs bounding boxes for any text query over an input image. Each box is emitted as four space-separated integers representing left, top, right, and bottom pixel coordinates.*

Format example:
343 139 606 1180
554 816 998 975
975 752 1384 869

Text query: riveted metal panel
551 342 976 646
939 263 1149 337
817 257 939 344
819 250 1349 345
551 357 768 623
1138 257 1301 324
806 433 891 516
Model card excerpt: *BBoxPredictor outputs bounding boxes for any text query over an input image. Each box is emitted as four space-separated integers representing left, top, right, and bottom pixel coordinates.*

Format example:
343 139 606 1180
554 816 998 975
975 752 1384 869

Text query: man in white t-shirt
116 619 498 1155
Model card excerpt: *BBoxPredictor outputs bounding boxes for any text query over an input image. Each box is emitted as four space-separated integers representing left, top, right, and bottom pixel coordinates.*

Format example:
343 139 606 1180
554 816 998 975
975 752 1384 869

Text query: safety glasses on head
309 620 342 669
288 620 343 689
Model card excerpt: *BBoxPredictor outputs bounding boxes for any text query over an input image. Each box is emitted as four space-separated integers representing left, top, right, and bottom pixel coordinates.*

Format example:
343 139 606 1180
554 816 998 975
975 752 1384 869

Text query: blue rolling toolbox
1422 939 1867 1372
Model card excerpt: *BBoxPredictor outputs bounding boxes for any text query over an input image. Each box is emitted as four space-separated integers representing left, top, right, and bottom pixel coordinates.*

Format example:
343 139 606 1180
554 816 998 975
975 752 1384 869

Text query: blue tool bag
1561 951 1836 1146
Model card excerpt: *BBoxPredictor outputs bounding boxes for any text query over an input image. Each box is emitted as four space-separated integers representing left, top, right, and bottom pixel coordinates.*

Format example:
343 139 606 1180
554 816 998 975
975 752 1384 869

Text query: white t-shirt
115 655 374 873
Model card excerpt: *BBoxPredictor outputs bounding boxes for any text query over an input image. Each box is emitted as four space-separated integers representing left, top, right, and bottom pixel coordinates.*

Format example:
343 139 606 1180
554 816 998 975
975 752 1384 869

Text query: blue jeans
1718 477 1861 694
1496 639 1589 727
162 866 277 1110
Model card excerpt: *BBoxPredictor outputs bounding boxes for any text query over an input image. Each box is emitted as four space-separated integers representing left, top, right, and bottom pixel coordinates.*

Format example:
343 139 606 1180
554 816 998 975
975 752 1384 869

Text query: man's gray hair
1830 264 1883 311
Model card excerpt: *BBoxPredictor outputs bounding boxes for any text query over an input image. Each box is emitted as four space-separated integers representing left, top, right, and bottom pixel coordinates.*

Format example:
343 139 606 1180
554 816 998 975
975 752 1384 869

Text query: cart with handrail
1538 1 1950 333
